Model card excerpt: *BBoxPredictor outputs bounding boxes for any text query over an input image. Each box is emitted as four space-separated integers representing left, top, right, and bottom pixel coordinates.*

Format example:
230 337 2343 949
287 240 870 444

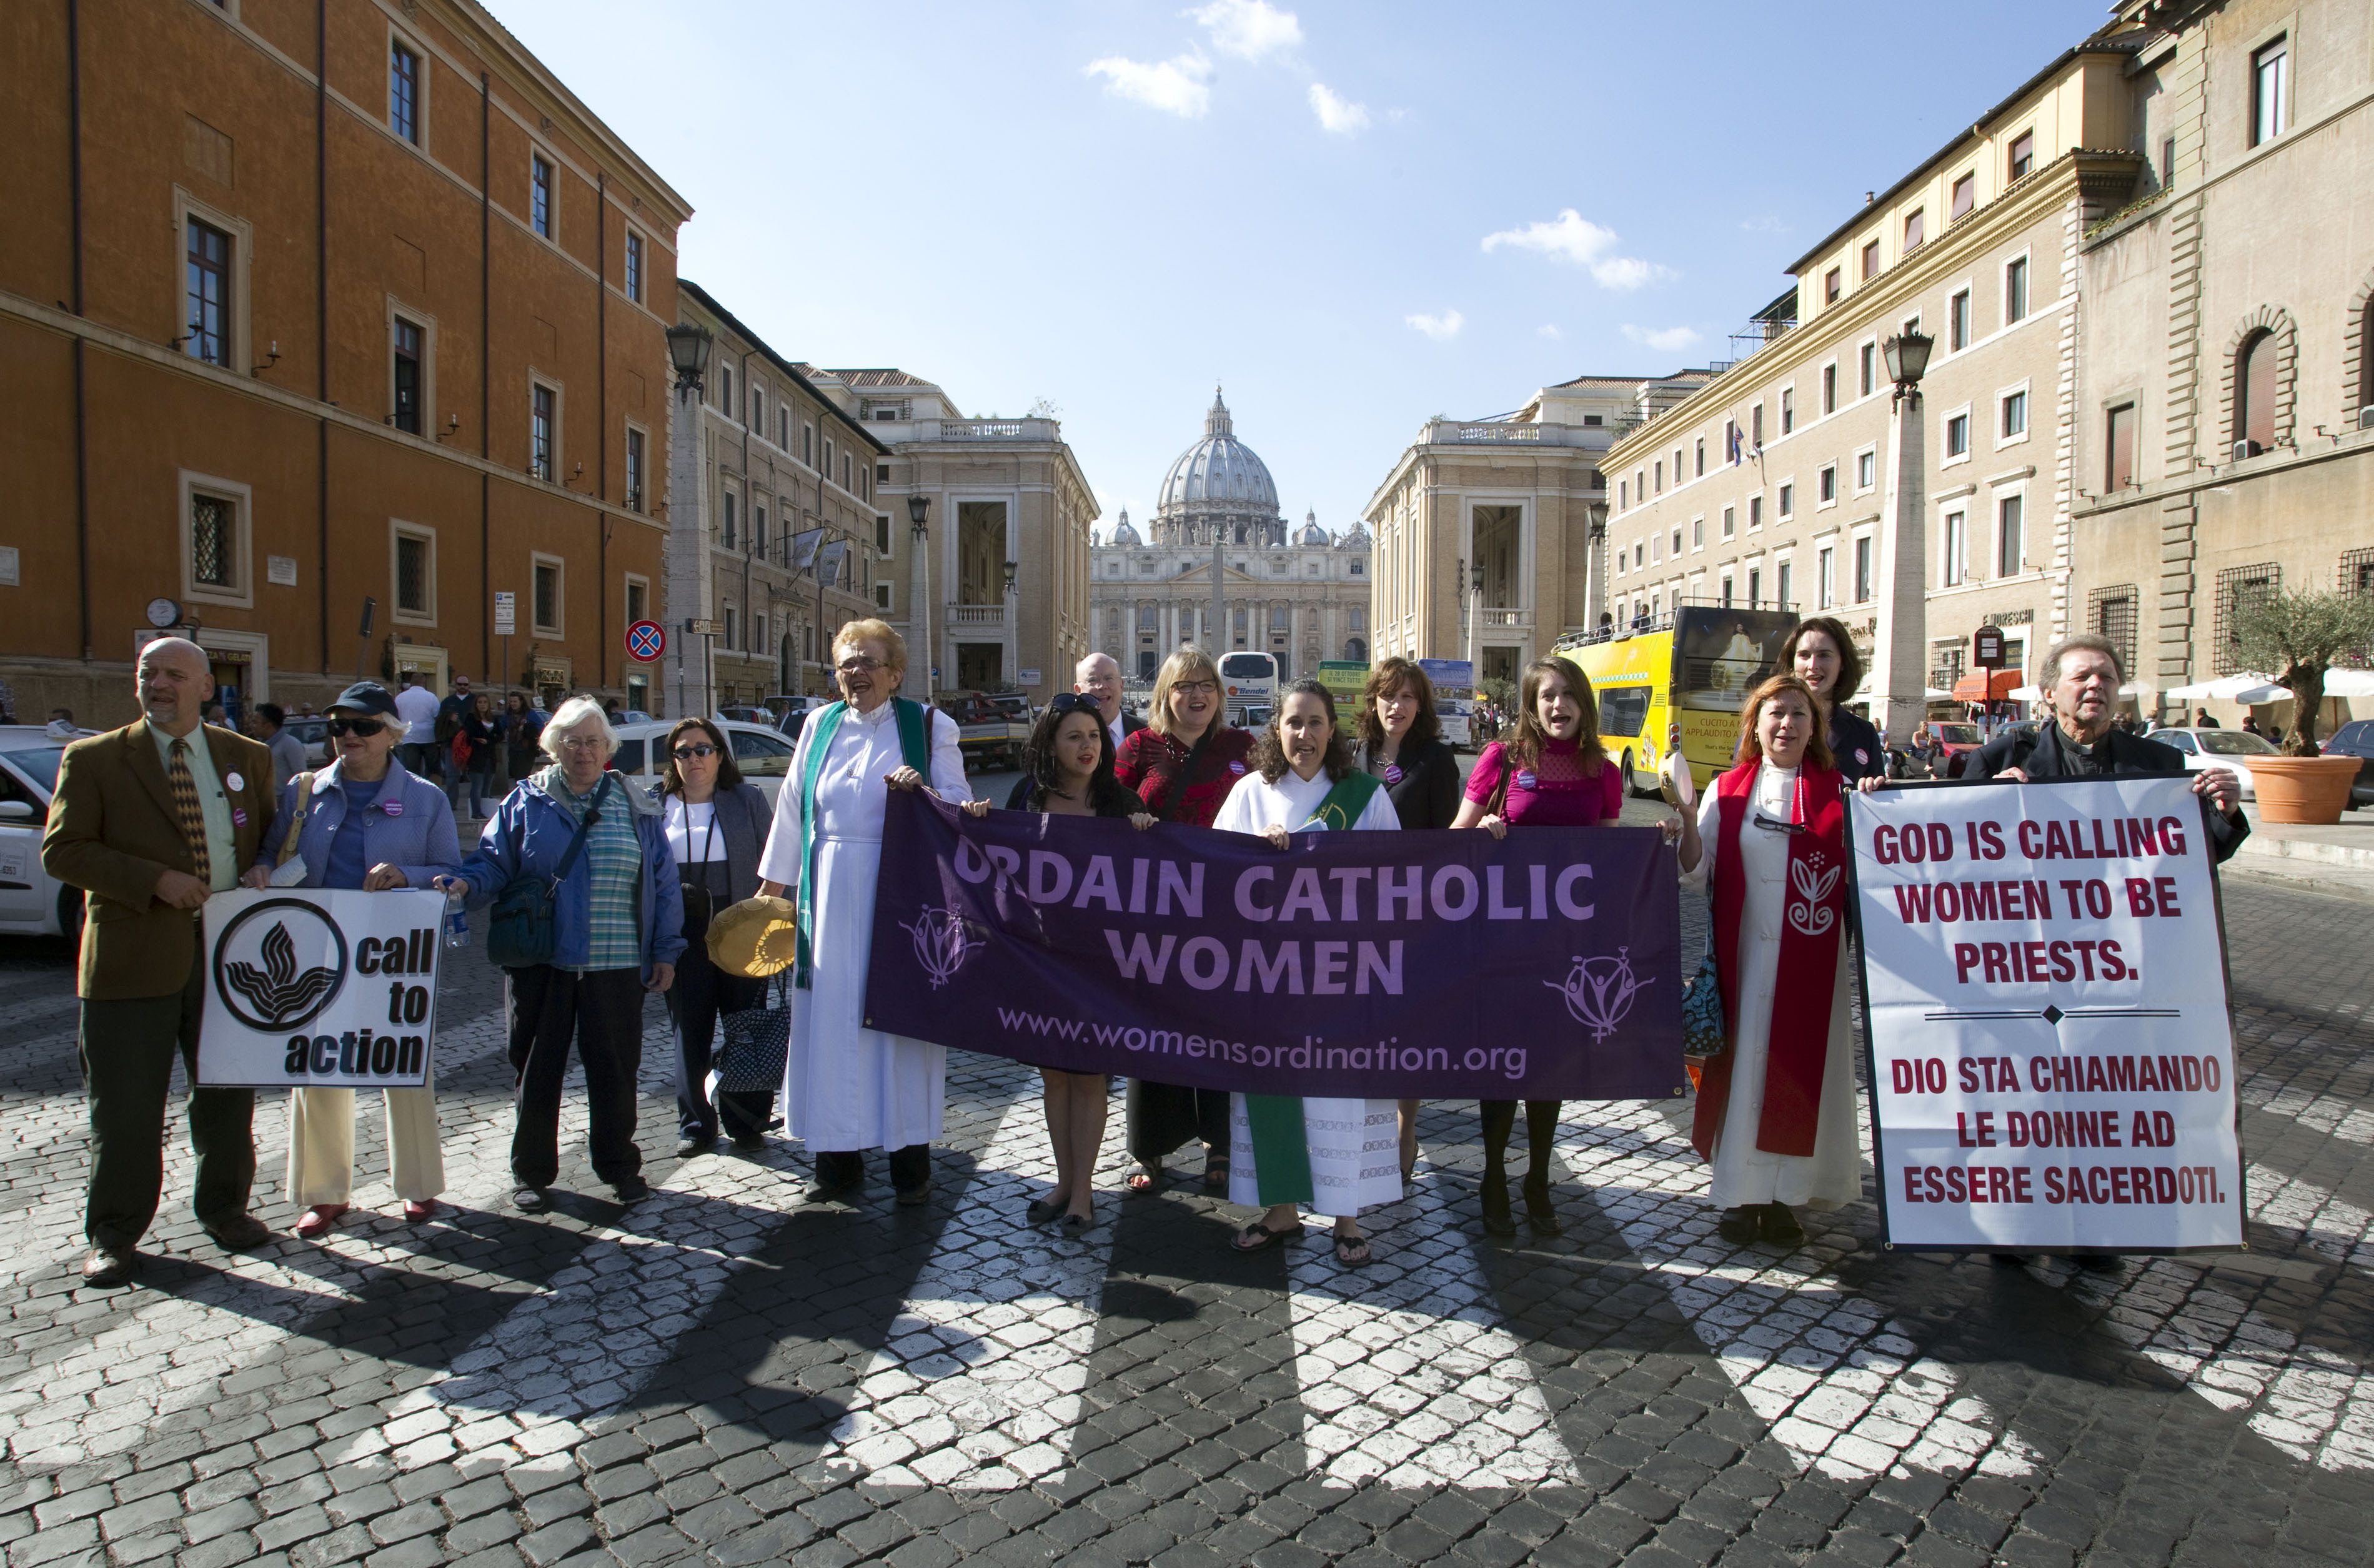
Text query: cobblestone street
5 824 2373 1567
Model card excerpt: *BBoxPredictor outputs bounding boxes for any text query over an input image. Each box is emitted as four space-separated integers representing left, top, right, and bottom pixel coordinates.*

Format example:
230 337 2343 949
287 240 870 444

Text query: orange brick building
0 0 690 725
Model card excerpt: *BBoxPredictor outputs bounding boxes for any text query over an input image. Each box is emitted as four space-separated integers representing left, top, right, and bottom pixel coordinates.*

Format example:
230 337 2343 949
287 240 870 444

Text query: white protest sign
195 888 445 1088
1851 774 2243 1253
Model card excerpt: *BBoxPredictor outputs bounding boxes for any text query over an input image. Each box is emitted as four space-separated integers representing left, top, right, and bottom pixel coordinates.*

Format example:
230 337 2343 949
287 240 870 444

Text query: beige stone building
2071 0 2374 724
803 371 1096 702
1604 41 2145 714
1093 394 1371 682
1363 375 1703 683
665 282 890 713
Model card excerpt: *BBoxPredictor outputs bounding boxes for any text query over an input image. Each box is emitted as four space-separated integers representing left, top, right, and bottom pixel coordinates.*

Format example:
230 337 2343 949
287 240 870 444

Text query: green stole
794 697 931 990
1246 767 1390 1206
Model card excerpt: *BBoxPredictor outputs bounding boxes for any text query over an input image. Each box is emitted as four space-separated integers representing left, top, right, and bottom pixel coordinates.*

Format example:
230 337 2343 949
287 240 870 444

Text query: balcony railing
1423 420 1603 449
1478 607 1535 630
909 418 1062 442
946 602 1010 628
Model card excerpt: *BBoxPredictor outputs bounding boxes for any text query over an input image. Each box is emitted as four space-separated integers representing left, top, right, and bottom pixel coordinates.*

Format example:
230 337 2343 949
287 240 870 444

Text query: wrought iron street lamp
1882 330 1934 404
665 324 713 402
908 495 933 700
1871 330 1937 743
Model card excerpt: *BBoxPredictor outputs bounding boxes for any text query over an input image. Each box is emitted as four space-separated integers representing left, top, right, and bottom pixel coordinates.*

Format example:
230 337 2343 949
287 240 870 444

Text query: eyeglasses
836 657 884 674
672 743 718 760
1047 693 1102 718
1172 680 1219 697
557 736 609 753
327 717 386 737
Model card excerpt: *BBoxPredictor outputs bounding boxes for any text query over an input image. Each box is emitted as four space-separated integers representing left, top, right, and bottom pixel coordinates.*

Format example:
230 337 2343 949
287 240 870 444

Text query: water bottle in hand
443 886 469 950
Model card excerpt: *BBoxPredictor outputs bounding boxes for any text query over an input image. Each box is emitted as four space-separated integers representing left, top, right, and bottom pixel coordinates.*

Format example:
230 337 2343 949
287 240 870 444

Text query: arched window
2235 328 2276 450
1343 637 1367 662
2360 300 2374 412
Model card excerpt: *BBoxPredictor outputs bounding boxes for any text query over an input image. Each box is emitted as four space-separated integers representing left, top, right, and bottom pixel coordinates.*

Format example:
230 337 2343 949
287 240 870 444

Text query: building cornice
2072 428 2374 522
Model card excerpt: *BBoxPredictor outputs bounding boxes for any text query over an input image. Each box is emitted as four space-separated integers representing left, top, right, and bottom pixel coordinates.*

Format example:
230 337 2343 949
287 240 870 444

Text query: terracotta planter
2248 755 2361 825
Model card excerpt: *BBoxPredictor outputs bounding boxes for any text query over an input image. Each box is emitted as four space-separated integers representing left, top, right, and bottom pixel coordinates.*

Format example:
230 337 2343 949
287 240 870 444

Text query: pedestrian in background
1113 645 1255 1194
437 698 683 1212
655 716 777 1155
1780 615 1886 786
1671 674 1857 1248
41 638 279 1287
1214 679 1401 1269
500 692 544 788
247 682 457 1235
1073 651 1145 755
252 703 309 788
969 693 1153 1231
434 675 476 814
459 692 500 820
394 672 439 777
755 621 970 1205
1354 656 1461 1186
1453 655 1622 1238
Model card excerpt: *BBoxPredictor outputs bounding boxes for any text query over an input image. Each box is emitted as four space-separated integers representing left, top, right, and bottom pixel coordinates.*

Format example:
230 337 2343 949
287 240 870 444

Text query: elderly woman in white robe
757 620 970 1204
1213 678 1401 1269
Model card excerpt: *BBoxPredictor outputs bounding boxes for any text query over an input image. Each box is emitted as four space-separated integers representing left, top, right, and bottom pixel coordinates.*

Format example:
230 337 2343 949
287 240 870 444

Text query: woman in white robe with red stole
1672 673 1859 1248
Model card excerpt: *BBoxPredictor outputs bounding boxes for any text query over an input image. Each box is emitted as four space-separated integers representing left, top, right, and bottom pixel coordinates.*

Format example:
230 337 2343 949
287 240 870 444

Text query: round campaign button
225 772 244 793
1516 770 1537 790
1384 764 1404 784
381 800 404 817
1228 760 1247 774
1855 748 1870 765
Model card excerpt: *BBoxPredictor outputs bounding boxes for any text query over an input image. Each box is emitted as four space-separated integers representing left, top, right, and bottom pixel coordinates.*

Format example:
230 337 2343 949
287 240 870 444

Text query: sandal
1334 1233 1373 1269
1201 1156 1231 1189
1231 1219 1303 1253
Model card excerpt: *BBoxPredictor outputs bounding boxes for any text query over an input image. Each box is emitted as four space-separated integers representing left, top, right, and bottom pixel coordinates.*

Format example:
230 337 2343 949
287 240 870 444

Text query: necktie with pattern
167 738 212 884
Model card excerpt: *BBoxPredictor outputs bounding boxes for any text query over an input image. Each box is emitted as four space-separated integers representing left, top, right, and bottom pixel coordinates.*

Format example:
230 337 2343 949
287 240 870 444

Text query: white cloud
1085 51 1213 117
1739 215 1789 235
1406 309 1464 341
1308 83 1369 134
1188 0 1302 60
1537 324 1563 340
1480 209 1674 290
1621 324 1704 353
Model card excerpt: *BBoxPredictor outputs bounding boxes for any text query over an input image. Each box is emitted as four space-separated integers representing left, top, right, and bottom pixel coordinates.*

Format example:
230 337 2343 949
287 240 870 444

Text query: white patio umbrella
2319 668 2374 698
2163 672 2277 700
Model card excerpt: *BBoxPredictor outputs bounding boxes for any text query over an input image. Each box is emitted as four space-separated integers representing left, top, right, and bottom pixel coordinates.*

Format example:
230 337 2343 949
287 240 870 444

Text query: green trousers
78 963 256 1249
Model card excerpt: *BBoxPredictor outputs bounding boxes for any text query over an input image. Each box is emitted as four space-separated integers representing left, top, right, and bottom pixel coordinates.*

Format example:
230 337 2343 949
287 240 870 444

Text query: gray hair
2041 633 2123 689
540 696 618 760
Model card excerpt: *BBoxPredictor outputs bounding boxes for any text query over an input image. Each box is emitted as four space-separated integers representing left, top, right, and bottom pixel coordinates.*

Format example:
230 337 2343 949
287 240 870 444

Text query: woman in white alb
1213 678 1401 1269
757 621 970 1204
1670 674 1860 1248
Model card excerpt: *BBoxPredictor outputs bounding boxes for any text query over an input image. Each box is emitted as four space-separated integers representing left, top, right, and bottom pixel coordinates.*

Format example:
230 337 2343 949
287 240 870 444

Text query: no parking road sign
627 619 667 662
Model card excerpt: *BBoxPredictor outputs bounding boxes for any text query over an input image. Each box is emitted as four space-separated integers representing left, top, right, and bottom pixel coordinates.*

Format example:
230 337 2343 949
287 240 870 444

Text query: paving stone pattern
4 803 2374 1566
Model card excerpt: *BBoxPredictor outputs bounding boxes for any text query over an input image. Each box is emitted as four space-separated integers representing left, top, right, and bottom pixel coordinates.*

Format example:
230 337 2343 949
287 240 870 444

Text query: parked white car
0 725 97 939
605 718 798 808
2150 725 2275 801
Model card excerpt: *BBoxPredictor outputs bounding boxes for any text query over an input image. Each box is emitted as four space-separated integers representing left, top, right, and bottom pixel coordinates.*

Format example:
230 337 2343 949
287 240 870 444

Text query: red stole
1689 761 1847 1161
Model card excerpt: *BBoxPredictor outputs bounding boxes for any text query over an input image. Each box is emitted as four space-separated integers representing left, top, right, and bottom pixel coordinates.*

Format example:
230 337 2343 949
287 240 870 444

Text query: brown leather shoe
82 1247 139 1288
204 1214 274 1251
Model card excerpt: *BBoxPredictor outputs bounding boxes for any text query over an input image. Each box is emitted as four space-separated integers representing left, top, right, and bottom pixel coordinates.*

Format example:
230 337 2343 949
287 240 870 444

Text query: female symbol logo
1787 852 1840 938
900 904 978 989
1546 945 1651 1042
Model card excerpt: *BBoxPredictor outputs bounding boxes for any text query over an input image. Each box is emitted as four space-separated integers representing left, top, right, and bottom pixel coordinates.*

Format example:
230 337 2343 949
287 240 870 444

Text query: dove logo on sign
212 898 348 1031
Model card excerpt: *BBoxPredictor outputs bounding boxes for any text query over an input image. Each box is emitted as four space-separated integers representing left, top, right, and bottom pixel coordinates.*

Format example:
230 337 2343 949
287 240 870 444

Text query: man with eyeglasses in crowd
1073 652 1145 757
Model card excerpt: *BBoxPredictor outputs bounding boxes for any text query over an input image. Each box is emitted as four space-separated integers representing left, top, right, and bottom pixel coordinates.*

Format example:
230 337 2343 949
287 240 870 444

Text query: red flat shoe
293 1204 346 1238
402 1201 435 1223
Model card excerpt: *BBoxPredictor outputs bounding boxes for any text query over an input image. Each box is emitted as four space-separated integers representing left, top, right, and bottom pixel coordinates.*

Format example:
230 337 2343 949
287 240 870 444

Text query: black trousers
666 936 772 1139
505 965 645 1188
78 963 256 1249
1125 1079 1229 1166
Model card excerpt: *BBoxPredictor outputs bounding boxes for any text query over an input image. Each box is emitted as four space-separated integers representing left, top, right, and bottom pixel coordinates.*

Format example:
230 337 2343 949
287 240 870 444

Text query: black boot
888 1143 932 1205
1759 1202 1804 1246
805 1149 862 1202
1479 1101 1518 1236
1717 1207 1759 1244
1522 1101 1562 1234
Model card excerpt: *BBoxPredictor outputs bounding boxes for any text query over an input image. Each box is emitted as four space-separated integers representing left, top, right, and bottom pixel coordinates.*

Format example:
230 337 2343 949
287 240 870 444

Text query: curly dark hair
1253 679 1356 784
1779 615 1865 705
1356 657 1440 750
660 717 745 796
1022 696 1138 813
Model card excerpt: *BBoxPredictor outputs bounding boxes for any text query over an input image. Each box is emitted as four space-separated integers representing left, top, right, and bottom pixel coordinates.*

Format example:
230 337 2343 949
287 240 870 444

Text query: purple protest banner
862 792 1685 1101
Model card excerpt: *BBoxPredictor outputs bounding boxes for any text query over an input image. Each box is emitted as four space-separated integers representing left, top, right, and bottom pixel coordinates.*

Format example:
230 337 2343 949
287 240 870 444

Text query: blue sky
495 0 2109 537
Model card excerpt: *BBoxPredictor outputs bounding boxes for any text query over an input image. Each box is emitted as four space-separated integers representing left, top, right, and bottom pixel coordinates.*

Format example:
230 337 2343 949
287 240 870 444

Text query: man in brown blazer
42 637 281 1286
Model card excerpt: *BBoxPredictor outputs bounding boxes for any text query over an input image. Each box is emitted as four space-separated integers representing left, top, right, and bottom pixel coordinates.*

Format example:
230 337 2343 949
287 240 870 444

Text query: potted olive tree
2229 587 2374 823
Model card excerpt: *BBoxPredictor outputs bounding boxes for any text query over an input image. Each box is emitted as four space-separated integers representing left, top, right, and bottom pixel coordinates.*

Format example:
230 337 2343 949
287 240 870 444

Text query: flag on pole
788 528 825 572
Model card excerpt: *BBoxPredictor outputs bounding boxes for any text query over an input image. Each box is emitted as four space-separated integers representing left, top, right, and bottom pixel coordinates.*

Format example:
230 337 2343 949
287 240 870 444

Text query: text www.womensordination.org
991 1007 1532 1082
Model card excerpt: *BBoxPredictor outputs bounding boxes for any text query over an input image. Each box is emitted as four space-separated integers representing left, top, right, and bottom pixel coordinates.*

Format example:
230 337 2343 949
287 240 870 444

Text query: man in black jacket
1968 633 2244 1273
1968 633 2247 863
1074 652 1145 757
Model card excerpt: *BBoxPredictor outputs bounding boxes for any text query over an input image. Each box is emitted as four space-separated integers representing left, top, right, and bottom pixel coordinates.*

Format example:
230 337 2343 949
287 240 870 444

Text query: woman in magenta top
1450 655 1621 1236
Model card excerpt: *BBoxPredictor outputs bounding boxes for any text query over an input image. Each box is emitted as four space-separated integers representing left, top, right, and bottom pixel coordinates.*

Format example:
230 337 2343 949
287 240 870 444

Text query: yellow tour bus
1552 605 1799 796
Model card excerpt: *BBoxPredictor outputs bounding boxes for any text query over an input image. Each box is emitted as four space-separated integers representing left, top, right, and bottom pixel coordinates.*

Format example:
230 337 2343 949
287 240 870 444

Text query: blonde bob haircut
831 618 906 675
1148 645 1223 740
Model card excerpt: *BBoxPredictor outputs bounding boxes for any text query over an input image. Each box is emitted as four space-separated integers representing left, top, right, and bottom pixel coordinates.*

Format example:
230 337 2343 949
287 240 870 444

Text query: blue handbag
1682 930 1728 1059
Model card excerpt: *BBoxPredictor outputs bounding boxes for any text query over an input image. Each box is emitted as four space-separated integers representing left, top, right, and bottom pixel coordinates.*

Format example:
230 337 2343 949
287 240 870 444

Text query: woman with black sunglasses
654 717 777 1155
246 681 460 1236
966 693 1153 1231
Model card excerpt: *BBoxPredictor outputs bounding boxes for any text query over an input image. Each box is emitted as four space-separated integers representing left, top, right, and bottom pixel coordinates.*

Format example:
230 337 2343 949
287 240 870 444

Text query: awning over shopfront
1950 669 2024 702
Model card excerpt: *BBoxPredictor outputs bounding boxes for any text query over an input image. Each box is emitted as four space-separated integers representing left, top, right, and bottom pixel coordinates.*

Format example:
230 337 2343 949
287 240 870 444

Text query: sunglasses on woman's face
327 717 386 737
672 743 718 760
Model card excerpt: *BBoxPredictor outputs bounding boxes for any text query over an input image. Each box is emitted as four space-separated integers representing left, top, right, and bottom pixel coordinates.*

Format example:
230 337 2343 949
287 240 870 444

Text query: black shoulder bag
487 775 610 970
